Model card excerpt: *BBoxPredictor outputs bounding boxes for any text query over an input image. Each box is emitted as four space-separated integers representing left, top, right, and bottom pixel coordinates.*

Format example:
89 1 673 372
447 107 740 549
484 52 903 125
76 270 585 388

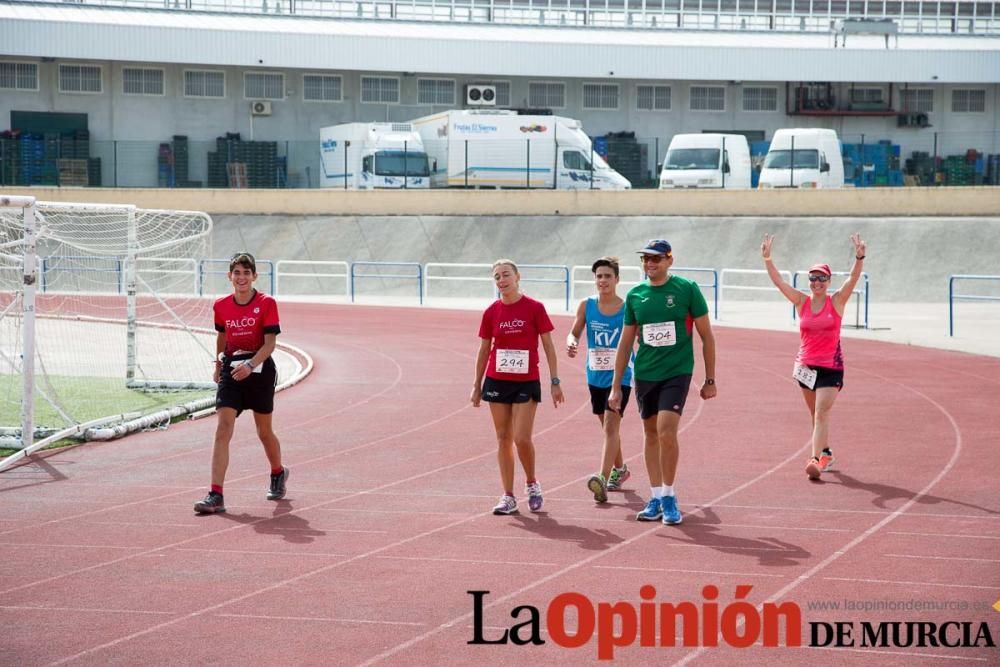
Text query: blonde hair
492 258 519 274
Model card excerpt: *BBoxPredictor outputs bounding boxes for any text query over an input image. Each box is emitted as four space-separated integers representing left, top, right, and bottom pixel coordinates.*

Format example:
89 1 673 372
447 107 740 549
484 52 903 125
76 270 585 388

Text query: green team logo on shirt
666 295 675 308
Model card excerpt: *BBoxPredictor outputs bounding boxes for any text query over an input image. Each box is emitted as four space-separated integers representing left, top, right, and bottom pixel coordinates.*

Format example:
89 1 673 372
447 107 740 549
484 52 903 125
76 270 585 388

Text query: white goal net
0 196 215 460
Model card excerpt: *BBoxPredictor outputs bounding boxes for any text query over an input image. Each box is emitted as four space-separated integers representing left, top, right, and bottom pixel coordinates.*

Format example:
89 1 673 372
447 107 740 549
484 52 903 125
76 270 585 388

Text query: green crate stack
942 156 974 185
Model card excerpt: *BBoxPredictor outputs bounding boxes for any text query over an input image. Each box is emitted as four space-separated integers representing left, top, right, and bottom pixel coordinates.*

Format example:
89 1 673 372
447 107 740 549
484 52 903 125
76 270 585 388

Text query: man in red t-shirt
194 252 287 514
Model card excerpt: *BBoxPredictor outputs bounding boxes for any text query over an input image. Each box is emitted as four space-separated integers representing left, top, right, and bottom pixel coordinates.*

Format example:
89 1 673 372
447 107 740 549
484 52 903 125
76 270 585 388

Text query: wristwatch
704 378 715 385
551 377 561 386
244 359 257 370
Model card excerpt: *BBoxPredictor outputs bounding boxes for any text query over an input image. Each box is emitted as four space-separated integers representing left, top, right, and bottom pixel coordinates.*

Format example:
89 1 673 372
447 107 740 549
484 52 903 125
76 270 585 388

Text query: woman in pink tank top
761 233 867 481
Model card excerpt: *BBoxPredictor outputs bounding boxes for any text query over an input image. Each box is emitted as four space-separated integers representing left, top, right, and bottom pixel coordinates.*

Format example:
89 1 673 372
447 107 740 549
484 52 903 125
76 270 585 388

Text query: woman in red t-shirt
471 259 565 515
761 233 867 480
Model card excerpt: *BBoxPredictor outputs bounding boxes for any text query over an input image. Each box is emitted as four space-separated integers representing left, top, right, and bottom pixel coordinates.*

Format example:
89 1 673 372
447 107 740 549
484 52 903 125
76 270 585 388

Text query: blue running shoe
661 495 683 525
636 497 662 521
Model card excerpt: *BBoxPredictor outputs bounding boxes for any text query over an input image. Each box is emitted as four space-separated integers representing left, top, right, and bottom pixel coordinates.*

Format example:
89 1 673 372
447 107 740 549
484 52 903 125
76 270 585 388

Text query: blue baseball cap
637 239 672 256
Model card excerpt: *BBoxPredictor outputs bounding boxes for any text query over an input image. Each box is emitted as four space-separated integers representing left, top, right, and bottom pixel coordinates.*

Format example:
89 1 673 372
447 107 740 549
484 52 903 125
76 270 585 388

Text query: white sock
651 487 663 499
662 484 675 497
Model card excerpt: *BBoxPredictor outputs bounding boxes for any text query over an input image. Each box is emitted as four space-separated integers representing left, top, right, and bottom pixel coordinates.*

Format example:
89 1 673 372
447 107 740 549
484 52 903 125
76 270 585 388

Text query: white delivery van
319 122 430 189
659 133 751 189
758 128 844 189
410 110 631 190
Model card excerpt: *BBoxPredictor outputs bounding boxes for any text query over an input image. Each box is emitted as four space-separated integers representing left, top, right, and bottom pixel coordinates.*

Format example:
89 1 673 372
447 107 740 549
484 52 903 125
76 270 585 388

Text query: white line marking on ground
174 548 345 558
213 613 427 627
888 531 1000 540
0 543 144 551
805 646 987 662
704 503 1000 520
376 555 559 566
0 605 174 616
885 553 1000 563
591 565 786 578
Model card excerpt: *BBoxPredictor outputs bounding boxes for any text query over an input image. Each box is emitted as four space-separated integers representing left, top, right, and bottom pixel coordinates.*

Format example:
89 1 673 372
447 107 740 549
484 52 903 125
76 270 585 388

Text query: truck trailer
410 110 630 190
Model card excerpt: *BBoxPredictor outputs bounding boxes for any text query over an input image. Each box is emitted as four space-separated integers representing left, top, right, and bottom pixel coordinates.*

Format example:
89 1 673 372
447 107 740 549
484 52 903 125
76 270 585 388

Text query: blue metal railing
792 270 869 329
516 264 571 312
198 258 275 296
350 261 424 304
674 267 719 320
41 256 123 293
948 274 1000 336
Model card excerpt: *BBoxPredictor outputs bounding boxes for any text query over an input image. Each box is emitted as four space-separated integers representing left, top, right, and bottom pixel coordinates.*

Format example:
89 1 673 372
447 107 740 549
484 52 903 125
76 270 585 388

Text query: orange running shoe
817 452 836 472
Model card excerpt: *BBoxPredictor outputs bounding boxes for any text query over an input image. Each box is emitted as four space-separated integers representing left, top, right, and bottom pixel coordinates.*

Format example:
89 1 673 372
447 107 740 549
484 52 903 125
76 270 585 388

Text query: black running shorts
216 354 278 416
634 375 693 419
588 385 632 416
481 377 542 404
797 365 844 391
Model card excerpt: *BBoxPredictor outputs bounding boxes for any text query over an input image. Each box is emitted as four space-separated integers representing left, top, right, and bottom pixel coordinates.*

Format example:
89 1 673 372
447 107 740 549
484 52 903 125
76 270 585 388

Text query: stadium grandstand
1 0 999 188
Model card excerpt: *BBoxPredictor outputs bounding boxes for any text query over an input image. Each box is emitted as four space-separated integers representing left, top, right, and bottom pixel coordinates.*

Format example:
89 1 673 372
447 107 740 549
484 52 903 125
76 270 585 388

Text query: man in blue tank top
566 257 634 503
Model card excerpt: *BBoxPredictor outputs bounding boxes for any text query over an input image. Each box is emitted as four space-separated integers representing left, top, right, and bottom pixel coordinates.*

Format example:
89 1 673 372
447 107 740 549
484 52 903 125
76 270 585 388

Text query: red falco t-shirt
478 295 554 382
213 290 281 355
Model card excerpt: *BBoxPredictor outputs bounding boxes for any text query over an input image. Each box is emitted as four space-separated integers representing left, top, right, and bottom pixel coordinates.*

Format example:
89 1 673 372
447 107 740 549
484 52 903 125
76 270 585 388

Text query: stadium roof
2 2 999 83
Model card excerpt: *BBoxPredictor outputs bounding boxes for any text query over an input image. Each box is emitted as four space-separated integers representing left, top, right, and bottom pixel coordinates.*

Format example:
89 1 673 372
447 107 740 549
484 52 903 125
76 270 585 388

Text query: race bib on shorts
496 349 529 374
642 321 677 347
793 363 817 389
588 347 615 372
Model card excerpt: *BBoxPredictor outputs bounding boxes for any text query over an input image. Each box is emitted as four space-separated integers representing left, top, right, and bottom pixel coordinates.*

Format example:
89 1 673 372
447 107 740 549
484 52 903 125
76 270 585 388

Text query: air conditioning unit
250 100 272 116
896 112 930 128
466 85 497 107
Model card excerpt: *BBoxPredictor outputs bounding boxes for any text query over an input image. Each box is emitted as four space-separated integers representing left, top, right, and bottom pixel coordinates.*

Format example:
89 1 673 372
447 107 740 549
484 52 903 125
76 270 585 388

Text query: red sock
271 466 283 475
526 479 537 485
505 491 514 497
211 484 223 495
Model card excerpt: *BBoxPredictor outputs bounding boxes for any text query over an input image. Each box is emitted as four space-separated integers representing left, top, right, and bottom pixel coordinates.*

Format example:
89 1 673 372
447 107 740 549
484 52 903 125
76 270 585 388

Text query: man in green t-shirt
609 239 717 525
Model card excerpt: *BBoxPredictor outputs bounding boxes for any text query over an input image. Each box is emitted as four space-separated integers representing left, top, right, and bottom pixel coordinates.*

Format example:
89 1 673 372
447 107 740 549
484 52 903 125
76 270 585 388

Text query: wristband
704 378 716 386
762 256 772 262
856 255 865 260
566 334 578 347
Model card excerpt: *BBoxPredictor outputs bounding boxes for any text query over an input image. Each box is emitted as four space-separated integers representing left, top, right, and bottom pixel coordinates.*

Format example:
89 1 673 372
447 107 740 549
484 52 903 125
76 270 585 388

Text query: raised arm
566 299 587 358
833 233 866 314
761 233 805 308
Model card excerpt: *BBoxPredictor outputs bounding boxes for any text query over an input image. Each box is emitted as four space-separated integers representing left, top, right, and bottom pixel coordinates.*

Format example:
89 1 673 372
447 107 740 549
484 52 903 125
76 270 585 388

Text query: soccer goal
0 195 216 468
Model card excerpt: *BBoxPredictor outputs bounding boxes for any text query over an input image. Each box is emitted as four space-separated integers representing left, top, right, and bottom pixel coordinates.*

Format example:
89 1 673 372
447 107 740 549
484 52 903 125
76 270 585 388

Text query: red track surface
1 303 998 666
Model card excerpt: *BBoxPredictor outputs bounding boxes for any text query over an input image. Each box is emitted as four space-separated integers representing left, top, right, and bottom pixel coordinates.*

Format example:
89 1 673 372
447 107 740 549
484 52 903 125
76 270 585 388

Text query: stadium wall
3 186 999 217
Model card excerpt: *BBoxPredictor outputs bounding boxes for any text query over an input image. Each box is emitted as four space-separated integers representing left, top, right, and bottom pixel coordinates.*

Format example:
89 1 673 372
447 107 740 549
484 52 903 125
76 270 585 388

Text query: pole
526 139 530 189
344 140 349 190
125 206 138 384
20 199 37 449
860 133 866 187
403 140 408 190
721 136 726 188
464 140 469 189
790 135 795 187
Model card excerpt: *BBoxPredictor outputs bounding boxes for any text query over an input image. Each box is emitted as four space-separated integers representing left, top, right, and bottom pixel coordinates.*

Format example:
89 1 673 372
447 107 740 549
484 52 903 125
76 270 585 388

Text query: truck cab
758 128 844 189
659 133 751 189
320 122 430 189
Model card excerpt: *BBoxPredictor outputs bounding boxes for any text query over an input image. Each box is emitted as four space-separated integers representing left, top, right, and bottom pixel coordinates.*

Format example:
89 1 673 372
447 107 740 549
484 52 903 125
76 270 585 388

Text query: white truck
757 128 845 189
659 133 751 189
319 122 430 189
410 110 631 190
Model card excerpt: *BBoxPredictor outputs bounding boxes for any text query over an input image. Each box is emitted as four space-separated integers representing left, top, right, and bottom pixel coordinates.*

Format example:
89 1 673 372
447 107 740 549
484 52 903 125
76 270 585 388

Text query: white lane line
804 646 987 662
0 605 174 616
376 555 559 567
888 531 1000 540
174 548 346 558
707 503 1000 520
214 613 427 627
0 543 144 551
885 553 1000 563
592 565 786 578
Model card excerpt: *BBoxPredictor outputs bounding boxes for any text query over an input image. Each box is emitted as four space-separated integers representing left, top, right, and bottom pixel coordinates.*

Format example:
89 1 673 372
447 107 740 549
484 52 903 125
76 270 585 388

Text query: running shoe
607 464 630 491
587 474 608 504
818 449 836 472
492 495 518 515
636 497 662 521
267 467 289 500
526 481 544 512
805 457 822 480
194 491 226 514
661 495 683 525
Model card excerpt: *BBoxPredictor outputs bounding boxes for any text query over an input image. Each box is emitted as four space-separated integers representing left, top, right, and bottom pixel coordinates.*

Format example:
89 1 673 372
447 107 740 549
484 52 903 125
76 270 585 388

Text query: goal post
0 197 215 468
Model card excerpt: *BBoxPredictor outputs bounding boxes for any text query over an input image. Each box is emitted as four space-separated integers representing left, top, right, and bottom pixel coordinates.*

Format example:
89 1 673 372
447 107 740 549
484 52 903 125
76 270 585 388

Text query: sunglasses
808 275 830 283
641 255 669 264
